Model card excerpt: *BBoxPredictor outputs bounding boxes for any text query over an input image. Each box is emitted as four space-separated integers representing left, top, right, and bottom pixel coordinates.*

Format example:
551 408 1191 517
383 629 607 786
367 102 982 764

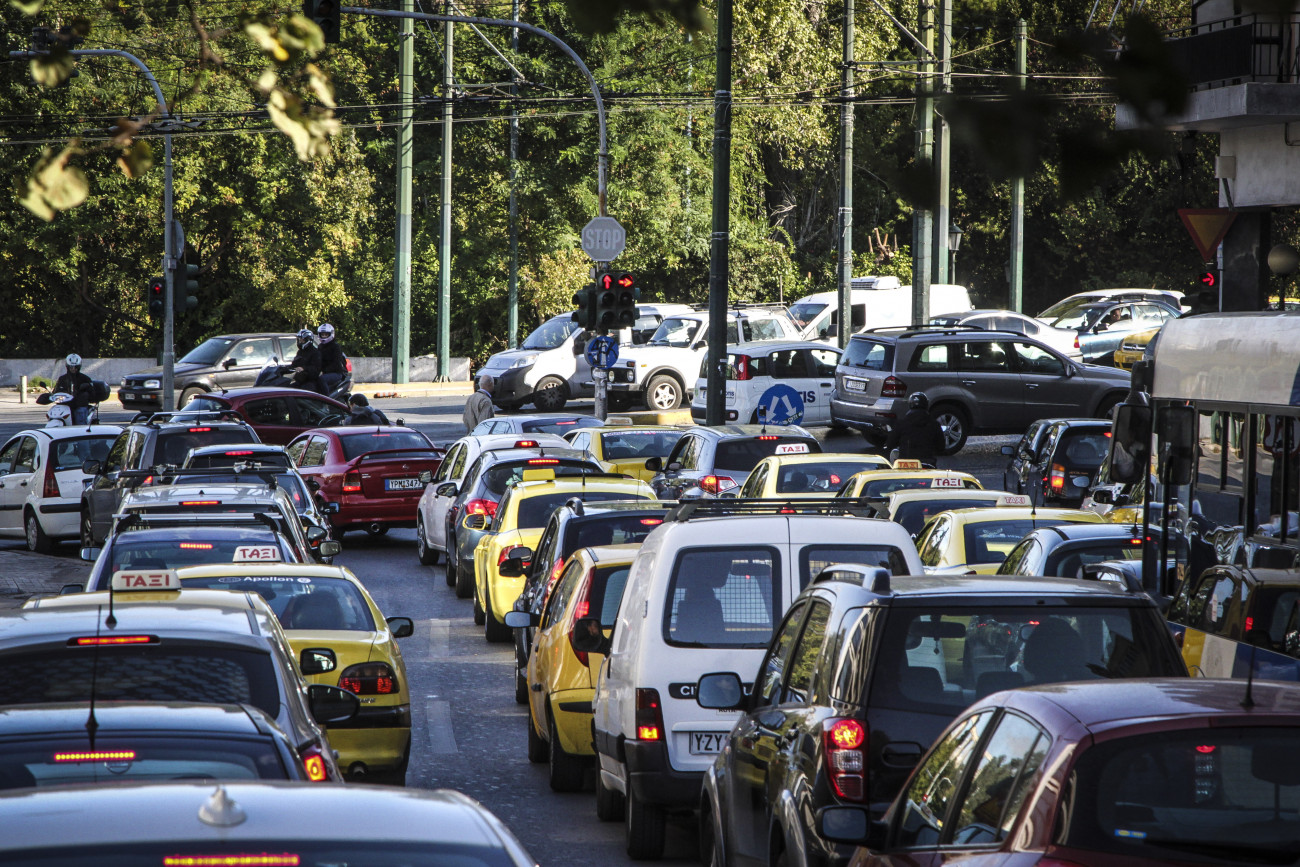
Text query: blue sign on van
759 384 804 425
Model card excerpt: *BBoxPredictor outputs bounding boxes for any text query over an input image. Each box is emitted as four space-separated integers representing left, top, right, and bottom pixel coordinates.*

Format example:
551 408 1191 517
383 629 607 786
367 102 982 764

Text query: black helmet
909 392 929 411
296 328 315 349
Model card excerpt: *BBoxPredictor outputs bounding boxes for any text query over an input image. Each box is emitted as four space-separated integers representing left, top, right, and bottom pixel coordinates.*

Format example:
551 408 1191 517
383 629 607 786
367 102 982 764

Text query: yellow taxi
1112 325 1160 370
565 425 687 483
868 488 1027 536
510 544 637 792
733 452 893 499
835 465 983 500
172 563 414 784
913 506 1104 574
473 470 653 643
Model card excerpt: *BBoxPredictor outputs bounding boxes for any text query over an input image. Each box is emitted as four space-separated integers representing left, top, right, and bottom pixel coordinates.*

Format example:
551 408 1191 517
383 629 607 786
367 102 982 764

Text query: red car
828 678 1300 867
183 388 350 445
287 427 444 536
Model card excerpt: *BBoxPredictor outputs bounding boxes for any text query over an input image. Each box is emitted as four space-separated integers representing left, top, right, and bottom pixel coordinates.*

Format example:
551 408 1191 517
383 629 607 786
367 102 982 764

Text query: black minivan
119 333 296 409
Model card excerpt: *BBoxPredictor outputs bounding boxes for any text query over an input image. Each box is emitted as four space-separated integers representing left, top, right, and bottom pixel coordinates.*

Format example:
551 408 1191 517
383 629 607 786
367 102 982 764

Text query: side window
434 444 461 482
285 439 309 465
756 604 807 707
1198 575 1238 634
299 436 329 468
999 538 1038 575
293 396 340 426
911 344 951 372
783 601 831 704
808 349 840 376
244 397 292 426
227 337 275 367
101 432 129 473
748 317 785 341
769 350 810 379
726 320 742 344
0 438 21 475
956 341 1010 373
674 436 701 470
894 711 994 848
12 437 38 474
948 713 1049 846
542 561 584 629
450 445 469 480
528 521 558 586
571 432 591 453
741 463 768 497
916 516 952 567
1012 342 1065 377
123 431 147 470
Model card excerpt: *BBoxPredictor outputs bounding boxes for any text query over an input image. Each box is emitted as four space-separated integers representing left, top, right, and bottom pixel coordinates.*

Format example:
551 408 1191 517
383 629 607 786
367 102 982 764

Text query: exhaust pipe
367 523 384 535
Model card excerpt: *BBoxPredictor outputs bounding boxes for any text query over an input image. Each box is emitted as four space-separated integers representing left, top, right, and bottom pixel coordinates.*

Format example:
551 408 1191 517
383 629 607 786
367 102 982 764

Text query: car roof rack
113 510 282 533
131 409 250 427
859 324 1024 339
663 498 874 522
810 564 893 593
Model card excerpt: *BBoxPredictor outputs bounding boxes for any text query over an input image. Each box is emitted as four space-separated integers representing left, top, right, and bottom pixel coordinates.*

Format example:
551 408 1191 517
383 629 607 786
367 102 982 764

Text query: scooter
35 381 110 427
258 355 351 402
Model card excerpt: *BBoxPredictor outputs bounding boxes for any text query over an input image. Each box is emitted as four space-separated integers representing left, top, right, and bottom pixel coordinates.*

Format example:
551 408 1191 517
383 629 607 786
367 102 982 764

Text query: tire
596 768 626 821
179 385 207 407
699 805 724 867
532 376 569 412
527 710 547 763
514 658 529 705
1096 393 1125 420
473 589 486 626
496 399 525 412
455 557 475 599
625 784 666 860
80 508 95 548
25 509 52 554
932 404 970 455
645 375 683 411
548 713 585 792
484 585 511 643
416 522 439 566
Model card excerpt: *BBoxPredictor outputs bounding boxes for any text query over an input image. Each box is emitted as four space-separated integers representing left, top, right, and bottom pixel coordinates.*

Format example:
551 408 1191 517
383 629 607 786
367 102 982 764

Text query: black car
997 522 1147 578
648 424 821 499
118 333 296 409
692 567 1187 867
1001 418 1112 507
83 523 303 591
506 498 675 703
79 412 261 546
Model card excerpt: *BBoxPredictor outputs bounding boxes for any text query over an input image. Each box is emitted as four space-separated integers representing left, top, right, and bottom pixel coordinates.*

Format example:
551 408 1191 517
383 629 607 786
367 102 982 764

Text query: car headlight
510 354 538 369
143 379 161 388
120 378 126 387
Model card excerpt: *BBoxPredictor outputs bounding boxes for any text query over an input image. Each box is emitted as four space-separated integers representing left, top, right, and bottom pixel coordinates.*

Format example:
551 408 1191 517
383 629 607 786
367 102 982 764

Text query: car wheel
532 377 569 412
80 509 95 548
595 767 626 821
514 658 529 705
527 709 547 763
416 522 439 566
484 585 511 643
863 428 886 449
698 803 724 867
932 404 970 455
455 558 475 599
625 783 666 860
646 375 682 411
472 588 486 625
179 386 207 407
496 399 525 412
1096 393 1125 420
25 509 52 554
548 713 585 792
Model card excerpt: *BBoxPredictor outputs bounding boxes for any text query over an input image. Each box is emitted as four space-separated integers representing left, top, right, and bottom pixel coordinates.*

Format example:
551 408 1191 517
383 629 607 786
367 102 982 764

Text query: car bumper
625 738 704 808
332 498 420 529
488 574 526 622
829 395 897 428
33 500 80 539
326 703 412 772
118 387 164 407
690 406 743 423
550 688 597 756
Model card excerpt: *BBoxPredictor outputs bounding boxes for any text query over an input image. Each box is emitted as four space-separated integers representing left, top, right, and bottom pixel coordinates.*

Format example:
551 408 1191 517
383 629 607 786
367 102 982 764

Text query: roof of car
509 477 652 498
19 425 122 440
186 443 287 455
482 447 593 464
190 388 344 403
940 506 1104 525
561 500 673 517
123 483 291 507
723 338 839 353
465 432 570 448
851 325 1026 342
764 452 890 468
10 589 275 641
326 425 428 438
687 424 814 439
0 702 273 738
886 489 1012 505
580 543 643 565
175 563 359 583
1030 522 1145 541
856 573 1143 601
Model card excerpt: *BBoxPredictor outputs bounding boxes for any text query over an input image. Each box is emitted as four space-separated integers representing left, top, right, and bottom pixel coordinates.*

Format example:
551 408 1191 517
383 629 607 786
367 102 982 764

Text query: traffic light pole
11 47 177 410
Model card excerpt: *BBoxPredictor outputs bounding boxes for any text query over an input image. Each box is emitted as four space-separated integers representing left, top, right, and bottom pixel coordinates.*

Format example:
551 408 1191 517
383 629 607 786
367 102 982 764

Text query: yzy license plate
385 477 422 491
689 732 727 755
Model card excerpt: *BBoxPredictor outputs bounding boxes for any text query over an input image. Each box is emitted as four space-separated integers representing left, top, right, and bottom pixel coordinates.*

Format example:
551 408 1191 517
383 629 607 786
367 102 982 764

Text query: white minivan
789 277 973 343
588 505 924 858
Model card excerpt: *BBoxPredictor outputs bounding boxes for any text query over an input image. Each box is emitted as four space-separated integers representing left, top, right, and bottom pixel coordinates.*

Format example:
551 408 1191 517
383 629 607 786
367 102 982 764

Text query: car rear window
1044 539 1144 578
714 437 820 473
963 519 1077 566
185 451 290 469
776 461 881 494
5 734 290 787
517 491 649 529
483 460 600 496
593 565 633 627
1060 727 1300 864
520 418 603 436
51 436 116 472
0 646 280 718
1055 430 1111 469
155 430 255 467
664 546 780 648
599 430 683 460
339 431 433 460
893 497 999 535
800 544 912 588
859 477 980 498
103 535 294 579
868 607 1181 712
178 575 375 631
567 513 667 551
841 338 893 370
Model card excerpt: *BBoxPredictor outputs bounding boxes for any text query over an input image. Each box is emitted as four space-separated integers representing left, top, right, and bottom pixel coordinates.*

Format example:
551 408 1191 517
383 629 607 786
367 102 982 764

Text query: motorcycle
35 380 109 427
258 355 352 403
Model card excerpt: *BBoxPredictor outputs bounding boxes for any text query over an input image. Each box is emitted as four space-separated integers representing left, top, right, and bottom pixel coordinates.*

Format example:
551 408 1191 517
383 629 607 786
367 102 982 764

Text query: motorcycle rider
346 393 390 426
317 323 348 396
54 354 93 425
883 391 945 467
288 329 322 391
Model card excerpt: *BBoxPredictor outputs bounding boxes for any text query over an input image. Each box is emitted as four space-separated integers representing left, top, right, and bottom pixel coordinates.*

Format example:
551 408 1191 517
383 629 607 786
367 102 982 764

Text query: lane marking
426 699 459 754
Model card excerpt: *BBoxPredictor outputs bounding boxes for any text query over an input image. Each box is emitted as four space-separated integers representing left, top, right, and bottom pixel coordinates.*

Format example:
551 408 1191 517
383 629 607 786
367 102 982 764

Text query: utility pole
1009 19 1027 312
437 4 454 380
836 0 854 349
705 0 733 426
392 0 414 385
911 1 935 325
507 0 520 348
931 0 951 286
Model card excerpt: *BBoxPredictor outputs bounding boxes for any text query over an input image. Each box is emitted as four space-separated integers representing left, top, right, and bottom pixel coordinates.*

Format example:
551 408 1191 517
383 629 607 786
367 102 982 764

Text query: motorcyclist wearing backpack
54 354 93 425
317 323 348 396
288 329 322 391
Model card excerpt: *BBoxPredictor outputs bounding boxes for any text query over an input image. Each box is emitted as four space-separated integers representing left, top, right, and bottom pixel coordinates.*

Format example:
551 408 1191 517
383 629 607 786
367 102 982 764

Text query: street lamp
947 223 963 283
1267 244 1300 310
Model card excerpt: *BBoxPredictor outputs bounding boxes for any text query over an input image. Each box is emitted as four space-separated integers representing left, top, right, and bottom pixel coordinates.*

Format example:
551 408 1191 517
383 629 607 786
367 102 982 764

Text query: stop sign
581 216 626 262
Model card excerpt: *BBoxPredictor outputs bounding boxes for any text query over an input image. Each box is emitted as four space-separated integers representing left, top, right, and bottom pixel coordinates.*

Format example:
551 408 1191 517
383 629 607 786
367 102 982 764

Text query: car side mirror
1065 364 1076 378
318 541 342 558
644 456 662 472
499 557 526 578
695 672 746 710
816 806 887 849
79 547 101 562
299 647 337 675
387 616 415 638
223 358 238 369
305 525 327 543
570 616 612 655
419 470 433 485
504 610 539 628
307 683 360 725
464 514 488 531
60 583 84 595
82 459 101 475
1090 487 1114 505
305 478 321 492
323 502 340 515
436 482 459 498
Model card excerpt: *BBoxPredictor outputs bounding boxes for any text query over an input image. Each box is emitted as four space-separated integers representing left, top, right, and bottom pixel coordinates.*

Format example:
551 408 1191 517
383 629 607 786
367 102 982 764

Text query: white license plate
385 477 421 491
843 378 867 392
689 732 728 755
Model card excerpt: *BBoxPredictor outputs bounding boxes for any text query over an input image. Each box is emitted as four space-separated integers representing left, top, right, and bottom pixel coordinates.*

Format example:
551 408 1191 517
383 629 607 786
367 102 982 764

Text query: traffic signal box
170 258 199 315
303 0 341 43
148 277 165 318
572 271 642 333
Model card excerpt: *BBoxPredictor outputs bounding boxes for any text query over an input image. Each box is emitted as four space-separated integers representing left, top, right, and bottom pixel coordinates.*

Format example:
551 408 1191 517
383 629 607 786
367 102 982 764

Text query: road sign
1178 208 1235 263
585 335 619 370
758 384 804 426
581 216 625 262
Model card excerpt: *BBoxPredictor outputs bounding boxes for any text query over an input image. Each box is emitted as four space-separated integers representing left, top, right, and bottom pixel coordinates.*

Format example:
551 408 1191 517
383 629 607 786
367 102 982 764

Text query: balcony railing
1165 14 1300 90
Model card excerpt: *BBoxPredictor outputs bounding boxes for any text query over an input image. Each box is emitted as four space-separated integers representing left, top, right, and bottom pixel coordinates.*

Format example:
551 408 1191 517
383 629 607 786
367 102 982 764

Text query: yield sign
1178 208 1236 263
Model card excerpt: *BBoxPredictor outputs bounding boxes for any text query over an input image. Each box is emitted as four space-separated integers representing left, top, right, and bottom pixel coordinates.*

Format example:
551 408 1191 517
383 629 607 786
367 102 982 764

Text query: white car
0 425 121 553
930 308 1082 359
690 339 842 426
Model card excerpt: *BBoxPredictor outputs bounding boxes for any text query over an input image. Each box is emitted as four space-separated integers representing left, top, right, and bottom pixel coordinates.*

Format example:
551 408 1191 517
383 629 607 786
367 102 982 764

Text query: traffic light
612 272 640 329
148 277 164 319
594 271 618 332
1191 270 1218 315
171 258 199 314
303 0 341 43
571 285 596 331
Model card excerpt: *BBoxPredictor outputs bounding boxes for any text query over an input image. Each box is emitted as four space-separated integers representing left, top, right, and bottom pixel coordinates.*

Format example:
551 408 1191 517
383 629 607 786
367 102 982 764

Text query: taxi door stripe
426 699 459 754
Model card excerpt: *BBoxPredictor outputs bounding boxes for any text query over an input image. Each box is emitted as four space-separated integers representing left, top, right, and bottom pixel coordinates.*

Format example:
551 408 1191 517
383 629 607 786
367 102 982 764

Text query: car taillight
164 855 301 867
699 475 736 494
881 375 907 397
72 635 157 646
339 662 398 695
733 354 753 381
188 427 212 433
1049 464 1066 491
640 518 663 526
224 450 255 456
527 458 560 465
823 717 867 801
301 744 329 782
465 498 498 518
635 688 664 741
1246 616 1254 633
1073 335 1081 349
42 458 60 498
342 470 361 493
568 571 596 665
756 435 778 441
548 559 565 585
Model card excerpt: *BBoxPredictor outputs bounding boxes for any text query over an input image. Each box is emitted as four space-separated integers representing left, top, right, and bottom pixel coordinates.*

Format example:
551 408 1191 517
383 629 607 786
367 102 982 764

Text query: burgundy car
287 427 444 536
183 388 350 445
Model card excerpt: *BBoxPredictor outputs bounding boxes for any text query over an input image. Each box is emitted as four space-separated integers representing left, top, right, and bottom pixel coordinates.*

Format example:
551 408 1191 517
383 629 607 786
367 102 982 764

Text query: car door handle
880 741 924 767
960 380 977 387
819 382 832 387
1026 383 1039 389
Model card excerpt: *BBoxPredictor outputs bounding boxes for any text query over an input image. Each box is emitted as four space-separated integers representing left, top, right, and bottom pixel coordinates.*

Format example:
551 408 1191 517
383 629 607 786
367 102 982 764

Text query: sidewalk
0 547 88 609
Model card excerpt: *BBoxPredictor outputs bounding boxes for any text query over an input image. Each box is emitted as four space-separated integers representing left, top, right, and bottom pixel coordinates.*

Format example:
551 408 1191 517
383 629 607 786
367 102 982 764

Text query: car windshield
868 607 1180 712
517 490 649 530
178 338 236 366
155 430 254 467
1056 430 1111 469
664 547 780 648
788 302 827 329
715 438 820 473
9 842 520 867
522 318 581 350
1059 726 1300 864
800 543 912 587
103 535 291 578
568 513 668 549
648 317 701 347
599 430 683 460
179 575 375 631
50 436 116 473
775 460 883 493
1045 303 1106 331
482 460 600 496
962 518 1078 565
338 431 432 460
520 417 603 436
184 451 290 469
893 497 1000 536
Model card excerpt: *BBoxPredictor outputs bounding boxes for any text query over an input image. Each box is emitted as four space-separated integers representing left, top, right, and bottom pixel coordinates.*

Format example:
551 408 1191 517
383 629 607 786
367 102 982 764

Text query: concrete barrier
0 356 471 388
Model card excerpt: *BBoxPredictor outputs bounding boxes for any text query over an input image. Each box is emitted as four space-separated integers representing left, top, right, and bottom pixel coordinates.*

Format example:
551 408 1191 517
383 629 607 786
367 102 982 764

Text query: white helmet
65 353 82 369
318 323 335 342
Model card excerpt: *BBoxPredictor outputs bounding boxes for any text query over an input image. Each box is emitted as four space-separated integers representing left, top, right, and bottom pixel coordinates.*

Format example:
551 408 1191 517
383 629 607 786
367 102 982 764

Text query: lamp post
947 223 963 283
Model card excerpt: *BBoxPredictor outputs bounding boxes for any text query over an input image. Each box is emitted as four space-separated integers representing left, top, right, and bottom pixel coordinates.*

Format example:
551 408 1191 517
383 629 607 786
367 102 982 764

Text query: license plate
689 732 728 755
385 477 422 491
843 378 867 392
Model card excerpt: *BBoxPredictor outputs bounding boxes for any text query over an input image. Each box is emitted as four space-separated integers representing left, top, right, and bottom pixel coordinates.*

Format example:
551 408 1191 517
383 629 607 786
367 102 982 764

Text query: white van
789 277 973 342
589 505 923 858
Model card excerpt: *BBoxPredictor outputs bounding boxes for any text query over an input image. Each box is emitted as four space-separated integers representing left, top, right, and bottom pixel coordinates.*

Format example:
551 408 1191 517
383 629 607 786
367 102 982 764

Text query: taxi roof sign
521 468 558 482
233 545 282 563
893 459 923 470
774 443 810 455
996 494 1032 507
111 569 181 592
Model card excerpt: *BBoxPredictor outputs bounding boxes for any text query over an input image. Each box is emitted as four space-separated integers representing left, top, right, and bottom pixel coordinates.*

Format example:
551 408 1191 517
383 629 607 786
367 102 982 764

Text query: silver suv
830 325 1131 454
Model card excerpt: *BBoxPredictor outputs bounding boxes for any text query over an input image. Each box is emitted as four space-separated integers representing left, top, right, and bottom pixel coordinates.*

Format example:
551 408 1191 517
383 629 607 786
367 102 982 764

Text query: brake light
576 600 589 619
823 717 867 801
1196 744 1216 754
1074 335 1081 349
1245 616 1254 633
756 435 778 441
72 635 157 646
881 375 907 397
635 688 664 741
515 440 538 448
187 427 212 433
1049 464 1066 491
164 855 301 867
465 498 498 518
527 458 560 465
54 750 136 762
549 559 565 584
339 662 397 695
342 470 361 493
180 500 221 506
734 354 753 381
179 542 214 550
300 744 329 782
640 518 663 526
224 450 255 456
42 456 60 498
568 570 596 665
699 475 736 494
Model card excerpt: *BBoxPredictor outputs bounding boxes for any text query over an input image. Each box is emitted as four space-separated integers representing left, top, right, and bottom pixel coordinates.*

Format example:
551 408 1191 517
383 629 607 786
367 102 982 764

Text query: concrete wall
0 356 470 388
1219 125 1300 209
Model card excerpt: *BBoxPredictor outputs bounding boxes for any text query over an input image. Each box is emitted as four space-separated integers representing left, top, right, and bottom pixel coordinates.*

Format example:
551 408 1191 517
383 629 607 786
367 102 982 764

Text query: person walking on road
463 375 495 432
884 391 945 466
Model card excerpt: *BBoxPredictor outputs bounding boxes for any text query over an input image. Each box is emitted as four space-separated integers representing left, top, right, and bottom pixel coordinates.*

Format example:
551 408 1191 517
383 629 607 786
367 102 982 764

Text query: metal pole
507 0 520 349
1009 19 1027 313
705 0 733 427
392 0 414 385
911 1 935 325
931 0 951 286
836 0 854 350
437 5 454 381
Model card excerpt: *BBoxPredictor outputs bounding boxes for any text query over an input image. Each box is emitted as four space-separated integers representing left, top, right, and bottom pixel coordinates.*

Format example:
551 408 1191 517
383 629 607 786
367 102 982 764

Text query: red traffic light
600 273 615 290
616 273 634 288
1200 271 1216 287
147 277 165 318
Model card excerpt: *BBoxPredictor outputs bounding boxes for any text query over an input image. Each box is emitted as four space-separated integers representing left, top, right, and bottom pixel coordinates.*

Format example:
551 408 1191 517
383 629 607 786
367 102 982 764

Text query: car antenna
759 404 768 435
104 576 117 630
1242 645 1257 709
86 606 104 750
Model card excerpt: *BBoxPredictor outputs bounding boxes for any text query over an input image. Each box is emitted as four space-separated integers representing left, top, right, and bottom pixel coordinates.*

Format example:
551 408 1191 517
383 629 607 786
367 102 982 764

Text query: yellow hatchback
173 563 415 784
734 452 893 499
510 544 637 792
473 470 654 643
835 467 983 499
566 425 687 483
913 506 1104 574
